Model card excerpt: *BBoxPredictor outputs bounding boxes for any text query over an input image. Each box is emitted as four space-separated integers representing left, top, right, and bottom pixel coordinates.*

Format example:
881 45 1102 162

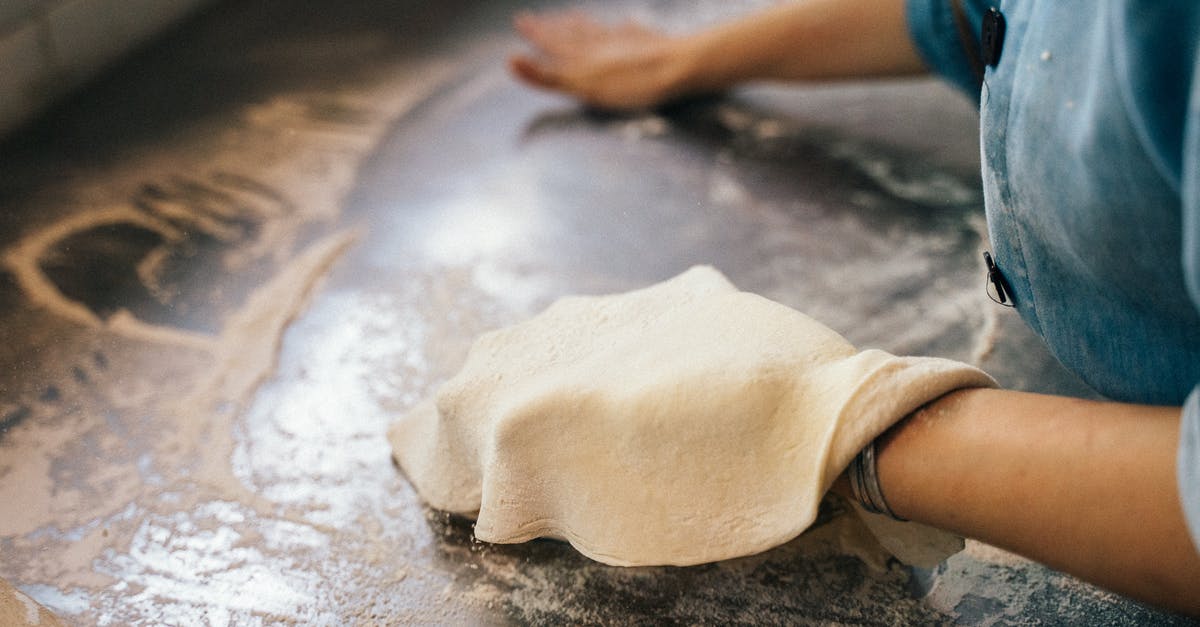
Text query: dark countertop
0 0 1192 624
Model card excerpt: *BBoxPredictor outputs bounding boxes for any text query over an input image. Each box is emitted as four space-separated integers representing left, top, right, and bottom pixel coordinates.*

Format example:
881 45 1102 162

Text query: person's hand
389 267 994 566
509 10 692 110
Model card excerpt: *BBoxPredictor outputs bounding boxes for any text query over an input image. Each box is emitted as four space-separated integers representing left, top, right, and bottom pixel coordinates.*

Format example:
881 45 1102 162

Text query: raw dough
390 266 993 566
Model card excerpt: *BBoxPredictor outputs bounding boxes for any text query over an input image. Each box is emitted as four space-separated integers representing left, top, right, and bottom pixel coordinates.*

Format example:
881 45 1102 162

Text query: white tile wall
0 0 212 137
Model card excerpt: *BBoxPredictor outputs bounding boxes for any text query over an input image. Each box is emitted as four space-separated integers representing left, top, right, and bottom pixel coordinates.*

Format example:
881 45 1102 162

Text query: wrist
670 30 735 98
847 430 908 520
842 387 981 522
873 387 984 524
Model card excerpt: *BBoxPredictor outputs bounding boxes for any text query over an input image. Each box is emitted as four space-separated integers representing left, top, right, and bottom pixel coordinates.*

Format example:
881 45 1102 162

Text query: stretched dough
390 266 993 566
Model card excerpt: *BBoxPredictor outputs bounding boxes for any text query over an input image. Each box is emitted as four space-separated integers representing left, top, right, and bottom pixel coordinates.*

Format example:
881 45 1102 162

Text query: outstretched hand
509 10 691 110
509 1 931 111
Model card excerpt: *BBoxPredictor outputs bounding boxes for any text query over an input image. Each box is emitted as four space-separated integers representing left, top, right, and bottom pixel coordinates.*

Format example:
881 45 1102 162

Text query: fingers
510 9 601 96
514 9 622 56
508 54 562 91
514 10 585 57
509 9 669 110
617 18 657 38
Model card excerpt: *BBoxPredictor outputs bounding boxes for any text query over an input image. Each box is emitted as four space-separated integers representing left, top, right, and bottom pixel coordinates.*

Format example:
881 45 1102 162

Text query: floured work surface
0 0 1192 624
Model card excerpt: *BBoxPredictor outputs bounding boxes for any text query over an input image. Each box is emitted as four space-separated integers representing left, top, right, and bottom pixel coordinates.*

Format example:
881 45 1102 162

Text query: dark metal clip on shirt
981 7 1006 68
951 3 1005 90
984 251 1014 307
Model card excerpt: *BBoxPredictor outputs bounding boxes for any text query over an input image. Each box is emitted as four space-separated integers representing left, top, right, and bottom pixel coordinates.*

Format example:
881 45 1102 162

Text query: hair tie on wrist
848 440 907 521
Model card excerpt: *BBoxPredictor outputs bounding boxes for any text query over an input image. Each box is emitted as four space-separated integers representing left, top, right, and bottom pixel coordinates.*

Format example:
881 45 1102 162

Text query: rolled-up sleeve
905 0 989 98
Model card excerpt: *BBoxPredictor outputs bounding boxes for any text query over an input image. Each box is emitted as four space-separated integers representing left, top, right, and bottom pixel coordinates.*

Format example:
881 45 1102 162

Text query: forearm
875 388 1200 616
675 0 927 94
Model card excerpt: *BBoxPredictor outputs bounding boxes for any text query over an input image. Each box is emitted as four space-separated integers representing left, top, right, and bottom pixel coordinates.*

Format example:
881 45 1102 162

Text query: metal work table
0 0 1193 623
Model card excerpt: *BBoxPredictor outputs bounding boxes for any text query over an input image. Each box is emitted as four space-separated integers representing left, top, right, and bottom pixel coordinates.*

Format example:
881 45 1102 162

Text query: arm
866 388 1200 616
510 0 927 110
679 0 926 89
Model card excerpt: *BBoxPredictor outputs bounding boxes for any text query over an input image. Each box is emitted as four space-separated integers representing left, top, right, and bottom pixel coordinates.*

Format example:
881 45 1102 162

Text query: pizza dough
390 266 994 566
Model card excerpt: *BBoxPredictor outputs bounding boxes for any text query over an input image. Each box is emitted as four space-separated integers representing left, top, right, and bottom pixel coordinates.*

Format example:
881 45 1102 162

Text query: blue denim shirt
907 0 1200 549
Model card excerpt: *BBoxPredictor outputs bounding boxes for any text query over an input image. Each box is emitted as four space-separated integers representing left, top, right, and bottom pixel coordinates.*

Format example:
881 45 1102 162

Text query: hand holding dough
390 266 994 566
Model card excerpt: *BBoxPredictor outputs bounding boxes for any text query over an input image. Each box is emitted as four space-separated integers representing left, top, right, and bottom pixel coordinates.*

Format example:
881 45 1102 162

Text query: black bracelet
847 440 907 521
